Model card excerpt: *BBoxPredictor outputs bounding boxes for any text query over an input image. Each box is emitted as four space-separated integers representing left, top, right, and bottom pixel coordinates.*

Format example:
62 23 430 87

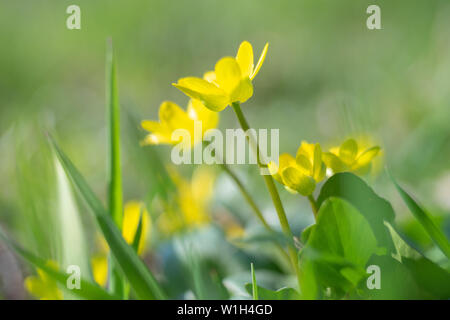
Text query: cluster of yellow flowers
141 41 268 148
268 139 380 196
141 40 381 199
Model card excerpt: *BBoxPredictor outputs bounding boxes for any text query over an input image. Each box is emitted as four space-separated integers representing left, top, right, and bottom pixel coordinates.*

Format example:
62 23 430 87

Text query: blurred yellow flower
141 99 218 147
91 254 108 288
122 201 151 255
268 142 326 196
173 41 269 112
24 261 63 300
323 138 381 175
91 201 151 287
158 167 215 235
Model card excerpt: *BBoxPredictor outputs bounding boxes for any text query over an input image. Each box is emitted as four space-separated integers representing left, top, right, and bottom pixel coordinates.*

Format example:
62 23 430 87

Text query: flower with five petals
173 41 269 112
141 99 218 148
323 138 380 175
268 142 326 196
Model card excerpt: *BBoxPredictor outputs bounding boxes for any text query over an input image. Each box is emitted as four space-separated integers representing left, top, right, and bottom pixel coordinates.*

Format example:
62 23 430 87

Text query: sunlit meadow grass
0 37 449 300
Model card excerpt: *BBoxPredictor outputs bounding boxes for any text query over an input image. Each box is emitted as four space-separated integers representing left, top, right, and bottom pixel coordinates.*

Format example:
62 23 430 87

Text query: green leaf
250 263 258 300
362 254 450 299
301 197 378 292
383 221 421 262
106 39 123 229
389 175 450 259
244 284 301 300
48 135 166 300
317 172 395 251
131 208 144 253
106 40 125 298
0 229 116 300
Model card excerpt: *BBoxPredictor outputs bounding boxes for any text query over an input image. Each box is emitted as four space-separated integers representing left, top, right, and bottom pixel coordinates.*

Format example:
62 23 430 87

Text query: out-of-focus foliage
0 0 449 300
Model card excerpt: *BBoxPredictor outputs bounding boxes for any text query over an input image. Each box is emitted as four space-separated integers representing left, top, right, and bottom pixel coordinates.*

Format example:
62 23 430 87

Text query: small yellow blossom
268 142 326 196
158 167 215 235
141 99 218 147
323 138 381 175
173 41 269 112
24 261 63 300
122 201 151 255
91 255 108 287
91 201 151 287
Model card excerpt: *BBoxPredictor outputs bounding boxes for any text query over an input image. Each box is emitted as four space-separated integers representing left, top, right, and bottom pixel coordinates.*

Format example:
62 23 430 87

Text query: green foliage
49 135 166 300
390 175 450 259
0 229 115 300
317 172 395 250
300 197 378 297
244 283 301 300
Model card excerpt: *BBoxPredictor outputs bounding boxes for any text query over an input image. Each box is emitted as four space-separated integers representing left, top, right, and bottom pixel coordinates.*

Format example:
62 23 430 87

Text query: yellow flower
268 142 326 196
91 201 151 287
158 167 215 235
91 254 108 287
173 41 269 112
24 261 63 300
141 99 218 147
122 201 151 255
323 138 381 175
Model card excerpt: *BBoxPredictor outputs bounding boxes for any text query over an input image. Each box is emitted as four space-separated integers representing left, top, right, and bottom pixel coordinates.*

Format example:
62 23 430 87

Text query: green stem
220 163 270 230
307 195 318 220
219 163 291 264
231 102 301 290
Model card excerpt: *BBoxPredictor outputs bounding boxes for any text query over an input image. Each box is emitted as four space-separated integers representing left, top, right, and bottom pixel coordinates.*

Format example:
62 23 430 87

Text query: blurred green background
0 0 449 299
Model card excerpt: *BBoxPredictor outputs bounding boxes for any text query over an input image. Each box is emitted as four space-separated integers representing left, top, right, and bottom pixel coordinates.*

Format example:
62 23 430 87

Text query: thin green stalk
307 195 318 220
251 263 258 300
231 102 301 290
220 163 270 230
219 162 291 264
106 39 125 298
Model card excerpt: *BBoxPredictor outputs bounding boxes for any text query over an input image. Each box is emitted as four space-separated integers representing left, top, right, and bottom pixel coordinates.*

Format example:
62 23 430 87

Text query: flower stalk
231 102 301 290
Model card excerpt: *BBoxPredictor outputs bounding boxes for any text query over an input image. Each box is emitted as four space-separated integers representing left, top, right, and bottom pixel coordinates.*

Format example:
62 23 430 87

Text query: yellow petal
159 101 192 131
296 141 315 161
25 276 47 299
315 163 327 182
236 41 254 78
187 99 219 132
203 71 217 83
173 77 229 112
230 78 253 103
295 154 312 174
122 201 150 255
268 160 282 183
323 152 348 173
279 153 297 171
352 146 380 170
312 143 323 179
141 120 173 145
250 42 269 80
339 138 358 165
91 255 108 287
141 133 173 145
214 57 242 95
281 167 316 196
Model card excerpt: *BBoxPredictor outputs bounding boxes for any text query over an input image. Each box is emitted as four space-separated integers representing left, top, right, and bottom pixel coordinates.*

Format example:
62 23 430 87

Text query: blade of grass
0 228 116 300
390 174 450 259
48 135 167 299
251 263 258 300
131 208 144 253
106 38 125 297
106 38 123 228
